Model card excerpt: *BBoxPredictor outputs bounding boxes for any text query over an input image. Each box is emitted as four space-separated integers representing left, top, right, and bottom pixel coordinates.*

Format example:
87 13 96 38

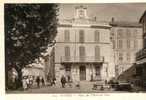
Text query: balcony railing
136 48 146 61
61 56 104 63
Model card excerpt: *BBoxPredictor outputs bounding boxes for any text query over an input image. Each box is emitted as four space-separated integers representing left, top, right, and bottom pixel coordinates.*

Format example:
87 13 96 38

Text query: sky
58 3 146 22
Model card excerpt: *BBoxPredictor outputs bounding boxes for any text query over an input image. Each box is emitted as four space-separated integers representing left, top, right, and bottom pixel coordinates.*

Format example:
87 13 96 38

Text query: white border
1 0 146 100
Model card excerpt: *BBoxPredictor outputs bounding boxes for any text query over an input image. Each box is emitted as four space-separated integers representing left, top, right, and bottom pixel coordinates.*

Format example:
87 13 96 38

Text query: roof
139 10 146 23
58 18 111 28
110 21 142 28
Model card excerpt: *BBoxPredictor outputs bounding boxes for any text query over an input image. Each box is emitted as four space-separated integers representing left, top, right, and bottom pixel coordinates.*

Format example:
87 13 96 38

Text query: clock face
79 10 85 18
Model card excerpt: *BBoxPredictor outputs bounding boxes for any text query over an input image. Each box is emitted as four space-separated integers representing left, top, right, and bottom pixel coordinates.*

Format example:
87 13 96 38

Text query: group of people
36 76 45 88
60 75 72 88
22 75 34 90
22 75 45 90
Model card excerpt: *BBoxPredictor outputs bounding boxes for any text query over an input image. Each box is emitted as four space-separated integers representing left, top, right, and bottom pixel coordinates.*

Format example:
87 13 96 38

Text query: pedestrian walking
61 75 66 88
41 77 45 86
36 76 40 88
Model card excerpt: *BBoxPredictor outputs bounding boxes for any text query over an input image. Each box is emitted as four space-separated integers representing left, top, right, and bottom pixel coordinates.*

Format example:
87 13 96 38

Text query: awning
136 58 146 65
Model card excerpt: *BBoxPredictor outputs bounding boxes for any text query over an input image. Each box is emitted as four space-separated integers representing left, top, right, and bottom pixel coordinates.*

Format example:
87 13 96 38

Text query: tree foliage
5 4 58 88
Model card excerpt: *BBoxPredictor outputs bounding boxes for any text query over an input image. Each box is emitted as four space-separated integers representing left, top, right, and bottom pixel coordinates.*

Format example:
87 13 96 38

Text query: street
7 81 129 93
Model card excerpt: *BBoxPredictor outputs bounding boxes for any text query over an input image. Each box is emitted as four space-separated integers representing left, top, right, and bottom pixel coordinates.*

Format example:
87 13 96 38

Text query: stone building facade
54 6 115 83
110 18 143 76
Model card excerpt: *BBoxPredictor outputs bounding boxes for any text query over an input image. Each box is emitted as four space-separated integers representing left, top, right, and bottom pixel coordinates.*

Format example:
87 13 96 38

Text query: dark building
136 10 146 88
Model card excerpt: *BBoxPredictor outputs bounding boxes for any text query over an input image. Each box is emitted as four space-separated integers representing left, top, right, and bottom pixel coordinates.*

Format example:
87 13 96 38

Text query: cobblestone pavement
7 81 129 93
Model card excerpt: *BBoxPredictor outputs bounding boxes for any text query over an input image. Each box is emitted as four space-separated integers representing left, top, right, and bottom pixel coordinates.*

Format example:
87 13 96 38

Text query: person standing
36 76 40 88
61 75 66 88
41 77 45 86
26 76 30 88
22 76 27 90
29 76 33 88
52 77 56 86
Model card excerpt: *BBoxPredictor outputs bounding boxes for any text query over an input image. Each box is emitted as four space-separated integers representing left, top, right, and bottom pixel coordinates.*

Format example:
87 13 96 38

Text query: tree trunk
15 68 22 89
5 66 8 90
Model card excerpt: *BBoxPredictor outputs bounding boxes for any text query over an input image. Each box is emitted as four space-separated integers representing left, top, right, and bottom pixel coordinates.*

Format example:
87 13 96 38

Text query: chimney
111 17 115 22
94 16 97 21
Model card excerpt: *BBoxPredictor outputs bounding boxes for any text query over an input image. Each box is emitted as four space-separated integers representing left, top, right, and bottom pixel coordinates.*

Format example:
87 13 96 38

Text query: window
119 53 123 62
117 29 123 38
95 46 100 60
79 46 85 60
79 30 85 43
126 29 131 37
134 40 138 49
127 40 131 49
111 28 115 37
64 30 70 42
112 40 116 49
65 46 70 60
118 40 123 49
134 29 137 38
127 52 130 62
94 30 100 42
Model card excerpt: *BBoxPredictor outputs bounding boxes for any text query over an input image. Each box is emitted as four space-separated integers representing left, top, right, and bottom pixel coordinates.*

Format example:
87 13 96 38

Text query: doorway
80 65 86 80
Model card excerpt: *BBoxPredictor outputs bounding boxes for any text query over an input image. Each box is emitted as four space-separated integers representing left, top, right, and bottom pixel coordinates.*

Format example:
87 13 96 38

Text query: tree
5 4 58 89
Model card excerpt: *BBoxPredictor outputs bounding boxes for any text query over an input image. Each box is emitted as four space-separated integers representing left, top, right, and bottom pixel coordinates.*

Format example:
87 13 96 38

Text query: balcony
136 48 146 61
61 56 104 64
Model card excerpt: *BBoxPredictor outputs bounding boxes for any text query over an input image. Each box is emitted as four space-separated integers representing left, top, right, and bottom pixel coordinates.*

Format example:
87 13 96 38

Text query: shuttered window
79 46 85 61
126 29 131 37
117 29 123 38
79 30 84 43
119 53 123 62
127 40 131 49
79 46 85 57
118 40 123 49
133 29 137 38
64 30 70 42
94 30 100 42
127 52 130 62
95 46 100 60
65 46 70 60
112 40 115 49
134 40 138 49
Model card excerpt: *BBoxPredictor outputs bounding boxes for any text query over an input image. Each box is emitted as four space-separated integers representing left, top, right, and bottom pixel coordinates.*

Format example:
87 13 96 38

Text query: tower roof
139 10 146 23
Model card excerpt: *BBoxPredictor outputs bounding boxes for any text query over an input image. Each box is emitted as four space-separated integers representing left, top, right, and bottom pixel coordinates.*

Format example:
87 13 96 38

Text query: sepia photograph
4 3 146 94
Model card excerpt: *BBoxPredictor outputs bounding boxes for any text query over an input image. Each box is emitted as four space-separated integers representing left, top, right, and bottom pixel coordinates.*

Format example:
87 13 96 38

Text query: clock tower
75 5 88 19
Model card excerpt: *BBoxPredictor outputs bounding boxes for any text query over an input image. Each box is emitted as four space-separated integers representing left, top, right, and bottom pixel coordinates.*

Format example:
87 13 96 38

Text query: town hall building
54 5 115 83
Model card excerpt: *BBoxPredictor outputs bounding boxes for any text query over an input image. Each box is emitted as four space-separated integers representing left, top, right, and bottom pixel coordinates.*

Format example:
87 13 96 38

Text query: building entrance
80 65 86 80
